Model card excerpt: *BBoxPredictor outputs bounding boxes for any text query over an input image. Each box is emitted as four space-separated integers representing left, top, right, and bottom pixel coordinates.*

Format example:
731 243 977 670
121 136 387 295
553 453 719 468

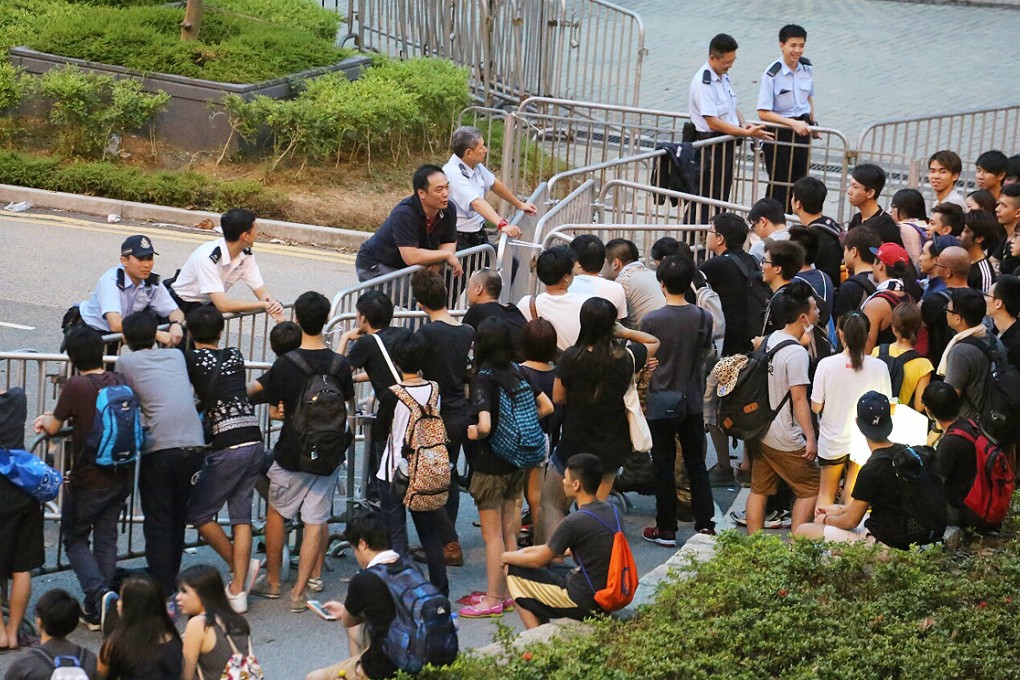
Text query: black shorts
817 454 851 467
506 563 596 624
0 502 45 578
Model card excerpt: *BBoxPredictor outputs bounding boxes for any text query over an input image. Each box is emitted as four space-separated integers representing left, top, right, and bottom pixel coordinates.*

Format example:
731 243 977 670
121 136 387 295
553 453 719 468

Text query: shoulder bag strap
529 294 540 320
725 253 752 279
371 333 401 384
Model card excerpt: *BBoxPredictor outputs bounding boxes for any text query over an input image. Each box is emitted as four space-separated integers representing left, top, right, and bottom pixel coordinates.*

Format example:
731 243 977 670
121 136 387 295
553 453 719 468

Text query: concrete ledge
0 184 371 251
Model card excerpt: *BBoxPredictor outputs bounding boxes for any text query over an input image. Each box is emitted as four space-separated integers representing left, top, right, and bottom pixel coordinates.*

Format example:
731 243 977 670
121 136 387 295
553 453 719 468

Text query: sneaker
250 576 281 600
729 509 748 526
762 510 785 529
457 593 515 611
290 591 308 613
100 591 119 636
80 602 101 632
245 558 261 594
226 587 248 614
502 598 515 612
698 528 718 537
707 464 735 487
458 601 503 618
641 527 677 547
307 577 324 593
775 510 793 529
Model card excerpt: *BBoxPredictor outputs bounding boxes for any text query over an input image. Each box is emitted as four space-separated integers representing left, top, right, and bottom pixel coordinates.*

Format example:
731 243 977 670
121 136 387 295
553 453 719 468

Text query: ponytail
839 311 870 371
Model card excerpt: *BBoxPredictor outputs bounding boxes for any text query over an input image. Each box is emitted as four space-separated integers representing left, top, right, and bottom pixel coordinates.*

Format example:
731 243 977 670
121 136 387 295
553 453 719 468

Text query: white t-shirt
569 274 628 319
811 353 892 459
761 331 811 452
517 291 593 351
378 381 440 482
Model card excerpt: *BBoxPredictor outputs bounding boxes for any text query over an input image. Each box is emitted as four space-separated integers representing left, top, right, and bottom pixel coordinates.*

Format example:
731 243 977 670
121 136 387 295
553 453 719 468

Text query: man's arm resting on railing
208 289 283 322
33 413 64 437
398 243 462 276
469 190 527 239
704 114 774 141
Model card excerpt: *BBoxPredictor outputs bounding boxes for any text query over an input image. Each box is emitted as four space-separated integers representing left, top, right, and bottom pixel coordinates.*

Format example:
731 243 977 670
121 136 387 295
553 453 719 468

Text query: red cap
869 243 909 267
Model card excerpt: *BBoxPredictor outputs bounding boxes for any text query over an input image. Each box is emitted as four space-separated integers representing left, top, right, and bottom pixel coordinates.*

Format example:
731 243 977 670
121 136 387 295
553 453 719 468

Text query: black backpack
717 334 800 441
959 336 1020 445
876 344 922 405
284 351 350 475
887 445 948 549
840 273 877 312
725 254 772 336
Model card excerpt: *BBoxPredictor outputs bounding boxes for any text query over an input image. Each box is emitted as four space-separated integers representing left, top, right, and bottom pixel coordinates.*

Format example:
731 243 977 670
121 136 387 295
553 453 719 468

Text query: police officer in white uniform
76 234 185 347
756 24 818 212
687 33 773 224
168 208 284 322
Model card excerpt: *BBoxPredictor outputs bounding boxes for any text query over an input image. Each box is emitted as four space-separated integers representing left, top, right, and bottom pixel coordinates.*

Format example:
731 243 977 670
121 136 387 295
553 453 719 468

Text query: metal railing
542 223 715 265
340 0 645 108
856 103 1020 207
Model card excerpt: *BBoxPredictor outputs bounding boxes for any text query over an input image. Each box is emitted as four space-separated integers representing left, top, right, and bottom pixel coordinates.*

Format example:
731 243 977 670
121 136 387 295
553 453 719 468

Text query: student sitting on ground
98 574 182 680
502 453 618 630
3 589 98 680
178 565 258 680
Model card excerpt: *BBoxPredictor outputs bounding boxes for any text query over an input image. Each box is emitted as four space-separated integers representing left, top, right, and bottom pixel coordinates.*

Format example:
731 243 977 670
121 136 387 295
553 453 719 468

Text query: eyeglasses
762 259 774 266
945 307 960 316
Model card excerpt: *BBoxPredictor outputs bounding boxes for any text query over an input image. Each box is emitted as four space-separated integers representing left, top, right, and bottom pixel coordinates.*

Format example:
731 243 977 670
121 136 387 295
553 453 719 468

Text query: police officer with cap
687 33 773 224
756 24 818 213
76 234 185 346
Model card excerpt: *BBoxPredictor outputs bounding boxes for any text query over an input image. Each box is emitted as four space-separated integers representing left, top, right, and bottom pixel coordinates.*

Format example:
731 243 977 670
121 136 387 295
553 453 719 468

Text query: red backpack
946 419 1014 526
575 506 638 612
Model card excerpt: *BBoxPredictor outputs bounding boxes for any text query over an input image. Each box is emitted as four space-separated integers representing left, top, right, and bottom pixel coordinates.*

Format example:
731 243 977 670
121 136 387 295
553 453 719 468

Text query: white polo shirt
688 61 739 133
79 265 179 331
171 238 265 304
443 153 496 234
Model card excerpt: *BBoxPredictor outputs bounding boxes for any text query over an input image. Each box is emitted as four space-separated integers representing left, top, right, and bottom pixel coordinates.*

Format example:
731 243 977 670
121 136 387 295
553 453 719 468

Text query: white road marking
0 321 36 330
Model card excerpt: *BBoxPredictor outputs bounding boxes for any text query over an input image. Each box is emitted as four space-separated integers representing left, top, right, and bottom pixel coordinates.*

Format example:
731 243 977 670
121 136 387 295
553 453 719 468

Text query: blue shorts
187 441 264 526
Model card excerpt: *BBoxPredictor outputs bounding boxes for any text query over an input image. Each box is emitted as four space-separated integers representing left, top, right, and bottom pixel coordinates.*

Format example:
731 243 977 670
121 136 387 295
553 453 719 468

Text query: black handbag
614 450 656 495
644 309 710 422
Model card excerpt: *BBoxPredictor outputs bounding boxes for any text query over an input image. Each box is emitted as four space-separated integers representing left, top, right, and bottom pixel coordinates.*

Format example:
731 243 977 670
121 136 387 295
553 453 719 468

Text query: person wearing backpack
922 382 1012 532
184 306 265 615
115 312 206 607
639 256 716 547
832 227 880 323
2 589 97 680
797 391 947 550
248 292 355 613
860 243 913 354
33 327 137 630
871 302 933 412
306 511 458 680
939 288 1007 420
791 176 843 286
371 333 453 598
98 575 181 680
503 454 623 630
459 318 554 618
178 565 262 680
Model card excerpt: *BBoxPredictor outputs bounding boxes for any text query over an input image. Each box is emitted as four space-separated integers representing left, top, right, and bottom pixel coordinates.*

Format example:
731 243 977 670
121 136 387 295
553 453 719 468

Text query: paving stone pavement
617 0 1020 139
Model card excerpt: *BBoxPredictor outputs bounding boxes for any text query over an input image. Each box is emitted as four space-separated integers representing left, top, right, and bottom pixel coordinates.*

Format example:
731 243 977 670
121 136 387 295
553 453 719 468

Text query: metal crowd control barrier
542 223 715 266
856 103 1020 206
340 0 645 108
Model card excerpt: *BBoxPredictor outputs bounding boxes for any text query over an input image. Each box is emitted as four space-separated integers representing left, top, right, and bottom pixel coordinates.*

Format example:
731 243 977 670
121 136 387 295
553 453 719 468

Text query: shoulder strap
578 505 622 534
283 350 314 376
895 349 921 366
725 253 753 279
946 420 978 445
30 646 56 667
878 343 891 360
529 295 539 320
371 333 401 384
764 337 799 360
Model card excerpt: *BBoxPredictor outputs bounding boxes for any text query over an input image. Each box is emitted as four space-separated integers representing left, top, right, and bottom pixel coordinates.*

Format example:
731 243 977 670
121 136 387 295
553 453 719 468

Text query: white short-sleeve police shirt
443 153 496 234
78 265 180 331
688 61 739 133
756 58 813 118
171 238 265 304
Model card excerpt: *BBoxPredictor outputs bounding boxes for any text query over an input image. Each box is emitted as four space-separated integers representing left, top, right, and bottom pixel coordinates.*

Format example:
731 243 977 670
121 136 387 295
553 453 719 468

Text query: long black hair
564 297 620 401
839 311 870 371
101 575 179 675
474 317 521 392
178 565 250 636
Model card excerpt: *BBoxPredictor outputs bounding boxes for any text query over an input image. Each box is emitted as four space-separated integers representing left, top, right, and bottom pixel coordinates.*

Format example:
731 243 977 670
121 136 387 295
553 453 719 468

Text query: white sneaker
226 586 248 614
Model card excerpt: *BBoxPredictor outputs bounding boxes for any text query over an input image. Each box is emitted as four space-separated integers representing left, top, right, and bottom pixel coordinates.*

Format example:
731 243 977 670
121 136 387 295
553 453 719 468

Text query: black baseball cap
856 390 893 441
121 235 158 258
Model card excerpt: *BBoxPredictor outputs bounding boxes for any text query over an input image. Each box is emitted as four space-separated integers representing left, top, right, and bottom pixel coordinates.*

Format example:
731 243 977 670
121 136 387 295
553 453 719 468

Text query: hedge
416 510 1020 679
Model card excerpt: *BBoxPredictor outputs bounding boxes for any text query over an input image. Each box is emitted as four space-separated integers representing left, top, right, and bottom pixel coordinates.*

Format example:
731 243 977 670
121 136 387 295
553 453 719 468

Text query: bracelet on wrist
497 219 509 232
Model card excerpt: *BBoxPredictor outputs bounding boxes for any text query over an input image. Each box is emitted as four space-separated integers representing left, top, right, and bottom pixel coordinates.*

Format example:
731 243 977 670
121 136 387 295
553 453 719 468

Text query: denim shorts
187 441 264 526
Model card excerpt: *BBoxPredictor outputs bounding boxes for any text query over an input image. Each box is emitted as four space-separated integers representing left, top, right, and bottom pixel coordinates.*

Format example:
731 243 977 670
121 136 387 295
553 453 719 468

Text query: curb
0 184 372 252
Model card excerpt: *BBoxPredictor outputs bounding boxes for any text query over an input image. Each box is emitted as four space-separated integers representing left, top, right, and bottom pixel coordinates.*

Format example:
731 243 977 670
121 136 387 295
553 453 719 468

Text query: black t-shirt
808 216 844 286
357 195 457 270
469 364 543 475
833 272 875 321
519 364 558 434
700 249 760 355
935 421 978 509
416 321 473 417
104 636 182 680
920 289 954 366
347 327 412 438
257 349 355 472
848 209 902 246
555 343 646 469
186 348 262 450
462 302 527 355
345 565 398 679
0 388 31 513
993 235 1020 280
998 321 1020 372
851 444 911 549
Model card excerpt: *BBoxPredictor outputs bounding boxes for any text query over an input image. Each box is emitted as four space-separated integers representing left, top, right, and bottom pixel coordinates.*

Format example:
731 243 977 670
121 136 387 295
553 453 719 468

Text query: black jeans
687 137 736 225
440 409 470 541
373 478 449 597
138 447 206 598
649 412 715 533
761 121 812 212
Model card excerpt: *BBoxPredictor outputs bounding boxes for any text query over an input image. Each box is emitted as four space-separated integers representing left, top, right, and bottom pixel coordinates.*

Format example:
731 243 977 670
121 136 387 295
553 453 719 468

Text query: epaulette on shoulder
702 69 712 85
799 56 812 67
209 246 222 264
242 247 253 256
145 273 160 286
766 61 782 77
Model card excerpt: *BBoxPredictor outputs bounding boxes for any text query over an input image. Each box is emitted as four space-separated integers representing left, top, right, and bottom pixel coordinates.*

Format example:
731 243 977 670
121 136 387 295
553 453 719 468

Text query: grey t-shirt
943 335 1005 420
640 304 711 412
761 330 811 452
115 349 204 453
547 500 619 610
616 263 665 329
3 639 98 680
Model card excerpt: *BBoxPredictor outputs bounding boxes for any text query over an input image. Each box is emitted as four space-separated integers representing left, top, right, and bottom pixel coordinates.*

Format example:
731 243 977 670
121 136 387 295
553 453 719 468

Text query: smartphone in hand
307 600 337 621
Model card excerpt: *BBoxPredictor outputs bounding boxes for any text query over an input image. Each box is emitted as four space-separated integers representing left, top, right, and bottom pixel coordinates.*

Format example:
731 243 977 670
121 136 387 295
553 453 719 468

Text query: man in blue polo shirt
356 165 461 282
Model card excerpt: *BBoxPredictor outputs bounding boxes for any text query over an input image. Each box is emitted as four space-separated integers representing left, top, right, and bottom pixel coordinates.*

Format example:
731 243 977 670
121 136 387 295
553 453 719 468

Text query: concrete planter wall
9 47 372 153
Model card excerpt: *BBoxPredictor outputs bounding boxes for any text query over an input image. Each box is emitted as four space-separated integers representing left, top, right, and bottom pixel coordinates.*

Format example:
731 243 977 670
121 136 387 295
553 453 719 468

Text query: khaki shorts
469 469 526 510
750 442 820 498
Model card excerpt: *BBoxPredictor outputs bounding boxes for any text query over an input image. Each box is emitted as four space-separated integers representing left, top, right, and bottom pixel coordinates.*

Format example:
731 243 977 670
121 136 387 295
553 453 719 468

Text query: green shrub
37 67 169 158
370 58 471 145
0 63 25 112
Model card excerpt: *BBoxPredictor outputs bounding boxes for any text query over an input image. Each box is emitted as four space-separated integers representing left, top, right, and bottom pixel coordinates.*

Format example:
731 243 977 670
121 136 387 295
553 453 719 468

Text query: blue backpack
483 365 546 469
0 449 62 503
367 559 458 673
85 380 144 467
